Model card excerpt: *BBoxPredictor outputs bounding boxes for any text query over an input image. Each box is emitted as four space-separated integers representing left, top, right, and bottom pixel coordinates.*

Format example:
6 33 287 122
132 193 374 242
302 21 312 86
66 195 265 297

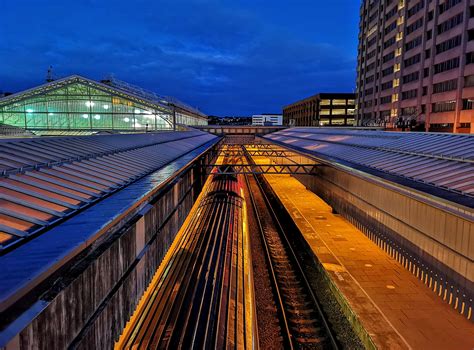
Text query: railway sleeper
288 317 319 326
295 336 326 344
285 307 315 315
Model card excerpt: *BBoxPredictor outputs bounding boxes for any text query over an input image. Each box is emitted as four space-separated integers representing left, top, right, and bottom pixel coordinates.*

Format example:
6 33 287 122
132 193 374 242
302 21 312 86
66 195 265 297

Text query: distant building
356 0 474 133
208 116 252 125
252 114 283 126
283 93 355 127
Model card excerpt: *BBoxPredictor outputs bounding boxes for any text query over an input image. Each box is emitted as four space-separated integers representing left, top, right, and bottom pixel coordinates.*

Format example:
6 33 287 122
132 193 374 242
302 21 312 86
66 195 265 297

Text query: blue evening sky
0 0 360 116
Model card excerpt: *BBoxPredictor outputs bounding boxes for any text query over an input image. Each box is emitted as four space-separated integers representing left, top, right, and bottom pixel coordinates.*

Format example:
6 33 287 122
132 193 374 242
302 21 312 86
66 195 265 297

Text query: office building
356 0 474 133
283 93 355 126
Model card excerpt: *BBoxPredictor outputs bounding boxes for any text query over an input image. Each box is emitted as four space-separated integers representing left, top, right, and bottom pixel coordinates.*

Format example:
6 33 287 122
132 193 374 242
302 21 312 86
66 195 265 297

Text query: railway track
243 146 339 350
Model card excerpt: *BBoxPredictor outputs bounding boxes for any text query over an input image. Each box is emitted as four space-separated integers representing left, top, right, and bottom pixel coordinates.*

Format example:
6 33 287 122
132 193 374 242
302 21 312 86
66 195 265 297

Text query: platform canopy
265 128 474 201
0 131 217 252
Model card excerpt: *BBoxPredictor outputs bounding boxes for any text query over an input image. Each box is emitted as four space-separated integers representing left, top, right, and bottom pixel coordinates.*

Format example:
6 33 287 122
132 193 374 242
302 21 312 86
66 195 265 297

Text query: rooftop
0 131 217 252
265 127 474 207
0 130 218 312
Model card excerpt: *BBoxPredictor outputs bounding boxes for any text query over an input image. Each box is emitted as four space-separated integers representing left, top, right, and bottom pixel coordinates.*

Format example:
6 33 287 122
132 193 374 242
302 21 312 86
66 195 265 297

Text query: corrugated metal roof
0 131 217 251
265 128 474 199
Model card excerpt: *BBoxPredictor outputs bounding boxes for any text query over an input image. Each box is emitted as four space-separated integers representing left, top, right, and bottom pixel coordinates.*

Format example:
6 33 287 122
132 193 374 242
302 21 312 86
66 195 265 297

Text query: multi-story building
252 114 283 126
356 0 474 133
283 93 356 127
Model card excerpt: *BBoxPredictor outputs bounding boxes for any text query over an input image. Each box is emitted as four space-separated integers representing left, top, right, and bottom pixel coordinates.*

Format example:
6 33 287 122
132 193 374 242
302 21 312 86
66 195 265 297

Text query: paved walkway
265 173 474 350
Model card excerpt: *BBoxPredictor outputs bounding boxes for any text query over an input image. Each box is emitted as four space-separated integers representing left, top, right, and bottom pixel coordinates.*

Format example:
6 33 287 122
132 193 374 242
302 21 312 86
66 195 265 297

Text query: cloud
0 0 359 115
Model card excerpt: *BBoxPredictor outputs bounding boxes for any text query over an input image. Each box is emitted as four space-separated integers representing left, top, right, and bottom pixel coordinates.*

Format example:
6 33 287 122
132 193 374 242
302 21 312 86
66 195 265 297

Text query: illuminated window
392 94 399 102
391 108 398 117
396 47 402 56
332 99 347 105
393 78 400 87
320 99 331 105
394 63 401 72
320 109 330 115
398 0 405 10
332 109 347 115
396 32 403 42
397 16 404 26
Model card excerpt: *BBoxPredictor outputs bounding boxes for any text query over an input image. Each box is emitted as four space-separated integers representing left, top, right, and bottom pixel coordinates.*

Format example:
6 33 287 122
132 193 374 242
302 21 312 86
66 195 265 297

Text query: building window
383 51 395 63
405 36 422 51
428 10 434 21
402 71 419 84
401 89 417 100
332 99 347 105
435 35 462 55
407 0 424 18
382 66 395 77
406 18 423 35
469 29 474 41
466 52 474 65
464 75 474 87
437 13 463 35
433 57 460 74
320 99 331 105
432 101 456 113
401 106 417 115
382 81 394 90
439 0 462 14
404 53 421 67
462 99 474 110
433 79 457 94
380 95 392 104
332 109 347 115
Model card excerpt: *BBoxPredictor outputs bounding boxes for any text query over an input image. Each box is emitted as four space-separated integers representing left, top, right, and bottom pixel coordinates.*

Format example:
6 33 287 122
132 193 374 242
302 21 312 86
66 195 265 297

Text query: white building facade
252 114 283 126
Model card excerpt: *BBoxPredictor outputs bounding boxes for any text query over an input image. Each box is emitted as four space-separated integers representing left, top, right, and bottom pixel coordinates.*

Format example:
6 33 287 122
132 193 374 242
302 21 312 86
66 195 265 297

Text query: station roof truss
217 149 292 157
0 131 217 252
265 128 474 199
207 163 318 175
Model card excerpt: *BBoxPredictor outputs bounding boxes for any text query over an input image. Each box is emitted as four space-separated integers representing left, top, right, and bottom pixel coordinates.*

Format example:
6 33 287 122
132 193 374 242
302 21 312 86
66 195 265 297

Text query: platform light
85 101 95 107
103 104 109 110
82 114 89 119
48 112 54 116
94 114 101 120
26 109 34 113
134 109 141 114
123 117 130 122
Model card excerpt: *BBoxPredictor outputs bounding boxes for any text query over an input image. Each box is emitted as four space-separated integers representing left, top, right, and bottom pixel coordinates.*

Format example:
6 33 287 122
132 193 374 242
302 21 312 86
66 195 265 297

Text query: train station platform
264 173 474 349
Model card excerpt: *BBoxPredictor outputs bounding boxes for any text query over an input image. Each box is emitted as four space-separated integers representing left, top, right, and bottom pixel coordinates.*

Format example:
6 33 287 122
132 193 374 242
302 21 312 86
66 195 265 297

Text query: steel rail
243 173 294 349
243 145 340 350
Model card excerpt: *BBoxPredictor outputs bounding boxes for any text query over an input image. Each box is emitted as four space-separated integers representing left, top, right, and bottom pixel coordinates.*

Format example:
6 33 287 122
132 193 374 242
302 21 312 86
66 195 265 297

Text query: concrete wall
293 163 473 319
3 152 213 349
